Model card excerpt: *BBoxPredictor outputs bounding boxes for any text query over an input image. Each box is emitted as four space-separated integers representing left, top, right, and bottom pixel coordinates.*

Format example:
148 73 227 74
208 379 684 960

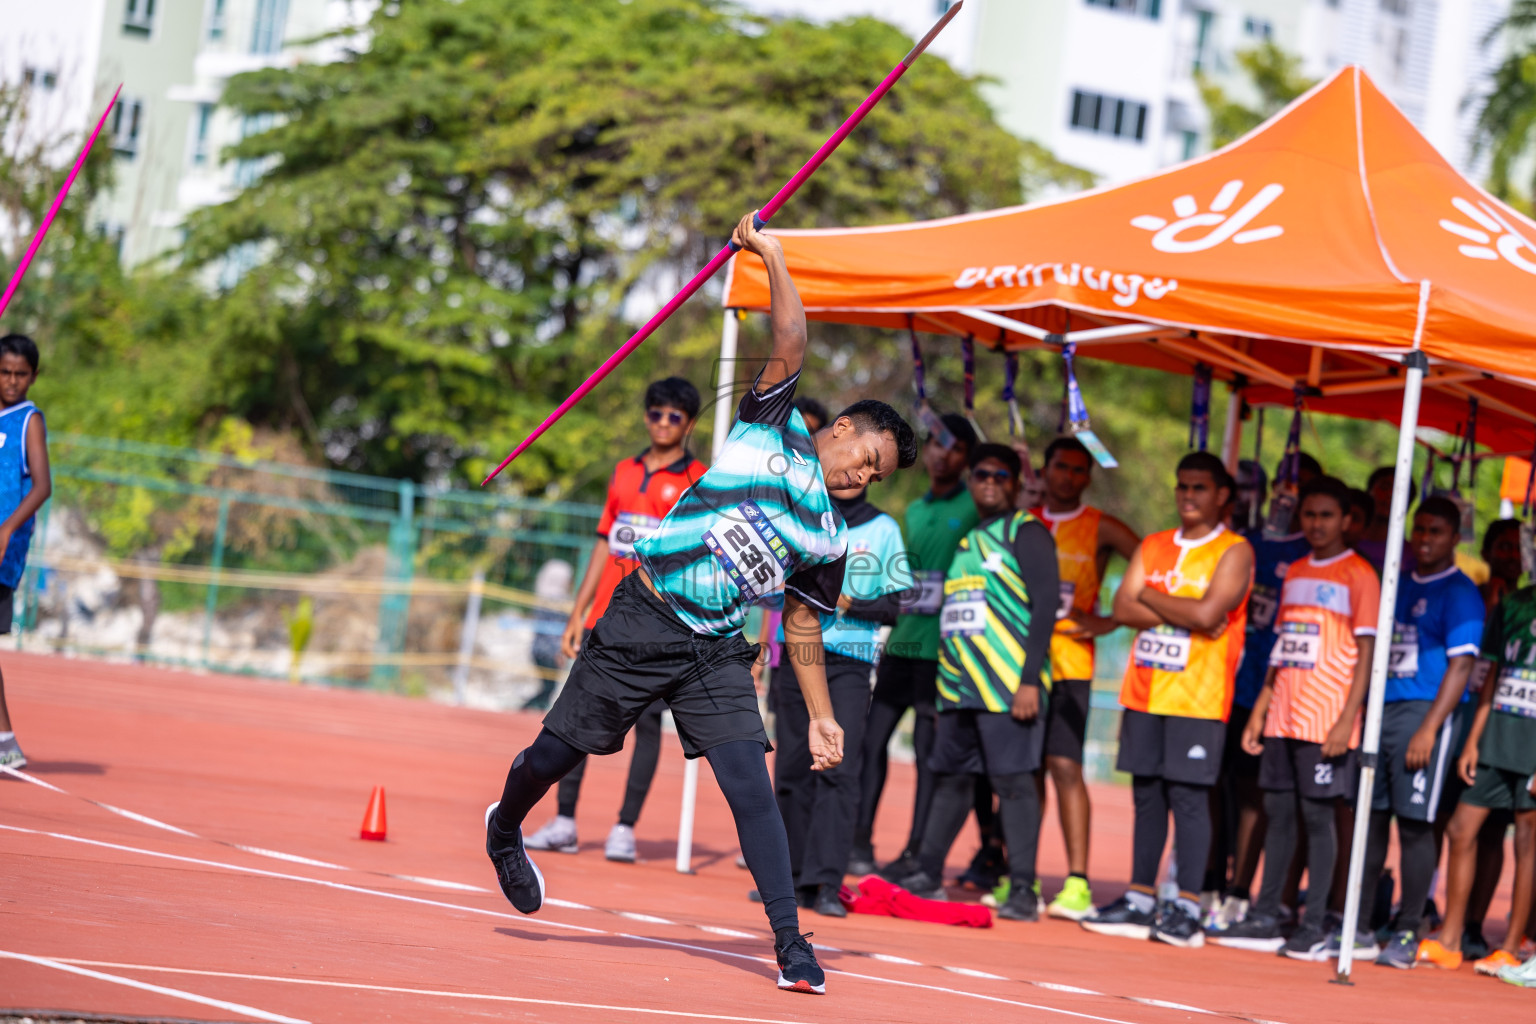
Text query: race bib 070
608 512 660 559
1389 624 1419 678
1269 620 1320 671
906 570 945 616
1494 666 1536 719
702 501 793 603
1247 585 1278 632
1133 625 1191 673
940 588 988 638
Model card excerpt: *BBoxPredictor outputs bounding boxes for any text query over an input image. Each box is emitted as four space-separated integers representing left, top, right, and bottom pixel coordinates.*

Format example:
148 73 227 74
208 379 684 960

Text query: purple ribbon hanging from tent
1003 351 1025 437
1278 387 1305 485
961 334 986 441
1189 363 1213 452
908 315 954 449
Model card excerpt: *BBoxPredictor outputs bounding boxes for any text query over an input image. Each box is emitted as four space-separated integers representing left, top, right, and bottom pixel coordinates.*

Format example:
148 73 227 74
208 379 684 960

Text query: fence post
370 479 416 689
202 497 230 669
452 571 485 706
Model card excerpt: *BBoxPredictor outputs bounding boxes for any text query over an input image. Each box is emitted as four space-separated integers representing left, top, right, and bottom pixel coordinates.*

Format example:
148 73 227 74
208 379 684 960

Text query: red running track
0 651 1527 1024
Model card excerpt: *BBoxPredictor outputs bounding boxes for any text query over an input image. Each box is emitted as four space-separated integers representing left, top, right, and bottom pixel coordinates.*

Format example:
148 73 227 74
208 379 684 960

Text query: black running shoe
1152 901 1206 949
484 801 544 914
1283 920 1331 961
1213 911 1285 953
894 871 948 901
1462 922 1490 960
813 884 847 918
996 884 1040 922
846 848 878 878
1376 929 1418 969
775 931 826 994
1080 894 1157 941
878 851 923 883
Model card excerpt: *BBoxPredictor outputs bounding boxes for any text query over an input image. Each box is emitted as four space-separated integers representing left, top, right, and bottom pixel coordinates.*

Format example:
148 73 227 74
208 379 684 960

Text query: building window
123 0 155 37
1085 0 1161 19
21 67 59 91
251 0 291 55
1379 0 1410 15
191 104 214 165
1070 89 1148 141
1244 16 1273 39
207 0 227 40
1192 8 1213 72
112 98 143 159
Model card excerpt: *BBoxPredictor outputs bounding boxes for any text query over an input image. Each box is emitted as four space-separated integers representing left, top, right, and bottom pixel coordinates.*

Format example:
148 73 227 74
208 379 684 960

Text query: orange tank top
1120 525 1251 722
1032 504 1102 682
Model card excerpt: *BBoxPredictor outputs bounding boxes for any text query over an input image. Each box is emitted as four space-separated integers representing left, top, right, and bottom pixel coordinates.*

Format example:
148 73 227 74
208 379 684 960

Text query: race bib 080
1389 624 1419 677
608 512 660 559
702 501 793 602
940 588 988 638
906 570 945 616
1269 621 1320 670
1133 625 1191 672
1495 666 1536 719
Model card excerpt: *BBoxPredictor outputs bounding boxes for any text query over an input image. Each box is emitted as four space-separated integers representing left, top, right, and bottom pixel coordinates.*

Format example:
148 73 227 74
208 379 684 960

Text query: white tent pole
1220 385 1244 473
1336 284 1431 982
676 307 741 874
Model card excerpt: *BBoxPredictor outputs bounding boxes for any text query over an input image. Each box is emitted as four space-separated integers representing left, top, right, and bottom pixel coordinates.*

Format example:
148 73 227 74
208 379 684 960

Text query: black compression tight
1255 790 1336 924
705 739 800 934
1131 776 1212 896
1358 811 1436 934
493 729 588 836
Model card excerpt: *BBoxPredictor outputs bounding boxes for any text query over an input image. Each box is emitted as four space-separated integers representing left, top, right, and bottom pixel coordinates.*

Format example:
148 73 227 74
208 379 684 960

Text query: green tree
1197 41 1316 149
1473 0 1536 208
182 0 1075 491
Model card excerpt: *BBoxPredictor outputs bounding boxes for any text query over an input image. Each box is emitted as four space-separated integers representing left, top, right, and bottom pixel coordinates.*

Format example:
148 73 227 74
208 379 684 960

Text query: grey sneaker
1376 930 1419 969
605 822 637 863
524 814 579 854
1283 920 1331 961
1323 926 1381 960
0 735 26 771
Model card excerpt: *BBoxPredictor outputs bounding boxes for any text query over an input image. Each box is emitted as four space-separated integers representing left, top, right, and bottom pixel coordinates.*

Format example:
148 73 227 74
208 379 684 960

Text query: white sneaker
524 814 579 853
605 823 637 863
1214 895 1249 931
0 735 26 771
1199 890 1222 929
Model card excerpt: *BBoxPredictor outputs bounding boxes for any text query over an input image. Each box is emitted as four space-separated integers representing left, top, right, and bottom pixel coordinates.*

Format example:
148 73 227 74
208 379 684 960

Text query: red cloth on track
839 875 992 927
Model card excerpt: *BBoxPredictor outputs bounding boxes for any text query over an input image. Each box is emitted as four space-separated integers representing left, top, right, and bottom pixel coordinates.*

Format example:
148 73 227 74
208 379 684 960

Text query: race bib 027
608 511 660 560
1133 625 1192 673
1494 666 1536 719
1389 624 1419 678
702 501 793 603
1269 620 1320 671
940 588 988 639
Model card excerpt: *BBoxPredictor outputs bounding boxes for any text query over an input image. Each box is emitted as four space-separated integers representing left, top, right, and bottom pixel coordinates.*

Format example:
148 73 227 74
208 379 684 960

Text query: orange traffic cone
359 786 387 841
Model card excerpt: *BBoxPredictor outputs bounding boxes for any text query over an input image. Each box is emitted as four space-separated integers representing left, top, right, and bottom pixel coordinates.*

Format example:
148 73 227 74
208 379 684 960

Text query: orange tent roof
723 67 1536 454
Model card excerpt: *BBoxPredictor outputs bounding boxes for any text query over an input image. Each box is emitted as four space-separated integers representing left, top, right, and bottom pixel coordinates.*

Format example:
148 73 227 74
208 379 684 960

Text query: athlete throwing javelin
485 212 918 995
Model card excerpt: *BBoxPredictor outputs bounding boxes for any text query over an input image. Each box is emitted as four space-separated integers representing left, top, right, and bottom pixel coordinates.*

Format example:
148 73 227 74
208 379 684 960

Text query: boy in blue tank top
0 334 53 771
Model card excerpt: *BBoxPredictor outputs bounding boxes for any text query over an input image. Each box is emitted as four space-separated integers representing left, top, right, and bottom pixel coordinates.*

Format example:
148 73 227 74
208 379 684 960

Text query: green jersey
886 484 978 662
1477 585 1536 775
937 510 1056 712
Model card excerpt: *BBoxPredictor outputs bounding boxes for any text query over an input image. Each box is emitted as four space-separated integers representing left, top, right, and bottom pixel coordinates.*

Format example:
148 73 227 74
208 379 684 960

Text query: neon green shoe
1047 876 1094 921
982 878 1010 908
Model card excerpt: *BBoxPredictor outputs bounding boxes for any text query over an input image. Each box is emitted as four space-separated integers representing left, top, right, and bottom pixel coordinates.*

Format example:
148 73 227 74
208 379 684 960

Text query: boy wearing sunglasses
892 443 1060 921
530 378 707 862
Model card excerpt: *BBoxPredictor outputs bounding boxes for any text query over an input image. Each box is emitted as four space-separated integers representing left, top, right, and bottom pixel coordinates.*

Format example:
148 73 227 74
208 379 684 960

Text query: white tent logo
1130 180 1285 253
1439 196 1536 276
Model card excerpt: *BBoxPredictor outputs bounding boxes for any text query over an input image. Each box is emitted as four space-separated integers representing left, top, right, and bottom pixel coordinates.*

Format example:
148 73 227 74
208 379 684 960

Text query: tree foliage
1473 0 1536 208
1197 42 1316 150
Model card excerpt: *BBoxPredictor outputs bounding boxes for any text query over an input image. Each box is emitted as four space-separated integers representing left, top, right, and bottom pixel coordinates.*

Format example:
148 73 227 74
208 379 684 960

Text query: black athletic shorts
1258 737 1359 801
1115 708 1226 787
929 703 1047 776
1044 678 1091 763
871 653 939 712
1372 700 1456 822
1225 704 1262 780
1462 764 1536 812
543 572 767 759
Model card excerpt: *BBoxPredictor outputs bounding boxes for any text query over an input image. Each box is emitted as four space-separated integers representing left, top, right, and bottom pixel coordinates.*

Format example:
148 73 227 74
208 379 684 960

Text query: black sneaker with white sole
1282 920 1330 961
775 930 826 994
893 871 947 901
1213 911 1285 952
484 801 545 914
1080 894 1157 941
1152 901 1206 948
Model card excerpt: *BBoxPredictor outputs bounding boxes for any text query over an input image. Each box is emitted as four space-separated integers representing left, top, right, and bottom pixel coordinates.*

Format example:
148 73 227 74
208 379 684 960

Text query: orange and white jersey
1265 550 1380 745
1032 504 1102 682
1121 525 1251 722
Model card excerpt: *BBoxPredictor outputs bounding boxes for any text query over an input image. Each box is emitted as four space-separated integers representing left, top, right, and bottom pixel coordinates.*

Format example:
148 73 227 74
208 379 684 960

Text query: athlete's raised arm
732 211 806 393
1137 541 1254 636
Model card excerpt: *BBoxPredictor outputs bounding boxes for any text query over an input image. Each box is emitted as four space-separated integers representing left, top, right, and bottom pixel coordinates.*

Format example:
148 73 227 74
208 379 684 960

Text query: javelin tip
903 0 963 66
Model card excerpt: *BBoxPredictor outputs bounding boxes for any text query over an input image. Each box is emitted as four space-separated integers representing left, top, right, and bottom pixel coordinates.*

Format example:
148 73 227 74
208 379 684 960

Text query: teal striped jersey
637 373 848 636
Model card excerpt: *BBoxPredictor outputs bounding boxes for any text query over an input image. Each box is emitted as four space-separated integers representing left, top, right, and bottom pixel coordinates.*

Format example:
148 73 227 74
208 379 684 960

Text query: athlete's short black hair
1177 450 1235 495
644 377 700 419
1484 517 1521 558
936 411 977 455
1347 488 1375 524
839 399 918 469
1275 451 1321 483
1237 458 1267 492
0 334 39 372
1299 476 1352 515
1415 495 1462 532
1367 465 1418 505
969 442 1022 478
1043 435 1091 467
792 396 829 430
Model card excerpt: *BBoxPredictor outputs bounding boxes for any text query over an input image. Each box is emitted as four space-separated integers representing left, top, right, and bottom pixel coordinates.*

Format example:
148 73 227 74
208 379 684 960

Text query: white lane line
945 966 1008 980
96 803 199 837
1036 982 1104 995
0 765 66 791
546 897 594 910
699 926 758 939
869 953 921 965
0 949 309 1024
0 823 606 937
394 874 490 893
1130 997 1214 1014
620 912 676 925
234 845 349 870
46 958 821 1024
628 935 1154 1024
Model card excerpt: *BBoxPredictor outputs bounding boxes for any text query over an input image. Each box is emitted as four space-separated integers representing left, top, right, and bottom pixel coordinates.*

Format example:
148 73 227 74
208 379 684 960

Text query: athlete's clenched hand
1010 685 1040 722
808 716 844 771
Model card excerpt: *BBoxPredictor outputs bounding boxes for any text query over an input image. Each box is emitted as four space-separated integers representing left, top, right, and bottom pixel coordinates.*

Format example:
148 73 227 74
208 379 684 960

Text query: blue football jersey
1387 566 1485 703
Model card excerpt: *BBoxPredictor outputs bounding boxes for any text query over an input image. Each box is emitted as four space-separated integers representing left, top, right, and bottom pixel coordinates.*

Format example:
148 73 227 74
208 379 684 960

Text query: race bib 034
1133 625 1191 673
1269 620 1320 671
1495 666 1536 719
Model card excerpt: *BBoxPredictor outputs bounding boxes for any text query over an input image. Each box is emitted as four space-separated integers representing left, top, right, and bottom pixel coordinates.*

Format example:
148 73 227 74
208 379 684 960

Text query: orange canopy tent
722 66 1536 455
721 65 1536 979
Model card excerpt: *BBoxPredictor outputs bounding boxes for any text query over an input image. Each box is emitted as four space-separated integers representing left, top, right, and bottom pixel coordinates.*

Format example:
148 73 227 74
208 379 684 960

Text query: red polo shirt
586 449 706 628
